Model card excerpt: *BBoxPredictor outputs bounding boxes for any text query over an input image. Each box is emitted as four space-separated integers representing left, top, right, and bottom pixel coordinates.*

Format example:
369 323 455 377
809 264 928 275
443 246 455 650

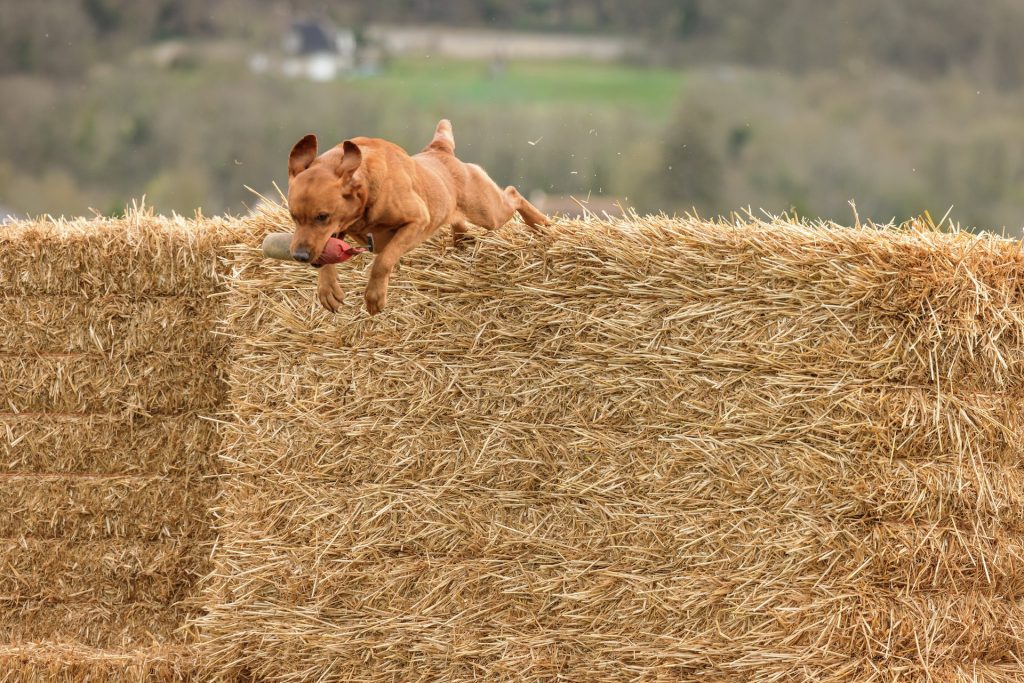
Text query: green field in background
353 57 683 112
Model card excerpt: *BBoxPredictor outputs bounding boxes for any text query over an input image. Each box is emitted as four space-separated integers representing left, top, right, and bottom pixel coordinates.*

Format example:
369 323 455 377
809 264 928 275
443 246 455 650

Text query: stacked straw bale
0 214 239 681
197 204 1024 681
4 205 1024 681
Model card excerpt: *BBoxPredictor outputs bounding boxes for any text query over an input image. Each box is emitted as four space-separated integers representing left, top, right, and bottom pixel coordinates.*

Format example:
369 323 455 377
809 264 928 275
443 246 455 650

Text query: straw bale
0 210 233 680
858 522 1024 594
0 212 242 297
0 644 197 683
9 204 1024 679
0 296 228 358
0 354 224 415
1 601 192 648
0 475 215 541
0 414 218 476
0 537 207 604
682 658 1024 682
197 206 1024 681
208 481 1024 577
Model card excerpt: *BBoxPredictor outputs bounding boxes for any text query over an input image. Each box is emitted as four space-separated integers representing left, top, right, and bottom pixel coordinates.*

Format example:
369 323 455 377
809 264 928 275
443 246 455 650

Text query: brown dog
287 119 550 315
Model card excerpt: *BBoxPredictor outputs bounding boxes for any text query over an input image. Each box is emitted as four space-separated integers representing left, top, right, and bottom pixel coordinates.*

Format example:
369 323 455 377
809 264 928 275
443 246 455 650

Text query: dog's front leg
316 263 346 313
364 222 431 315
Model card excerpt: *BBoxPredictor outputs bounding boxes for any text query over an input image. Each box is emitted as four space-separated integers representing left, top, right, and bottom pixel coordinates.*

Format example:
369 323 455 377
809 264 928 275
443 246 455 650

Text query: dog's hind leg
504 186 550 229
460 162 550 231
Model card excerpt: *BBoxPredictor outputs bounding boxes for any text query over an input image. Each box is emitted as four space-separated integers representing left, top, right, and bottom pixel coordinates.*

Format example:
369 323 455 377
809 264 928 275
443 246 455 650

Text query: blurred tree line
4 0 1024 230
6 0 1024 86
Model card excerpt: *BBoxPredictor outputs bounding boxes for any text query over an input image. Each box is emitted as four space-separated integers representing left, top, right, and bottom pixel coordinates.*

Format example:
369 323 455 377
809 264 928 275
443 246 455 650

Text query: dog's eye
316 213 330 223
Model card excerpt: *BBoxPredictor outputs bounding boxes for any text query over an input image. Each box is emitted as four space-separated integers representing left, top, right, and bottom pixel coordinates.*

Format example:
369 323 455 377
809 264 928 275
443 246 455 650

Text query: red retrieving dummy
261 233 371 266
311 237 367 266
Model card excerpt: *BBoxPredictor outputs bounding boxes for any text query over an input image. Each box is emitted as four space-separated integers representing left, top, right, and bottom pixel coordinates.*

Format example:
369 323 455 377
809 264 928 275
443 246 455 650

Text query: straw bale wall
0 215 238 681
195 207 1024 682
4 207 1024 681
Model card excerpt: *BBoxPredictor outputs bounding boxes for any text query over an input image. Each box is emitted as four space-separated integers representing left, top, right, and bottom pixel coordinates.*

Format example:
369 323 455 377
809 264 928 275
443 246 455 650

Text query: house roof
291 21 337 55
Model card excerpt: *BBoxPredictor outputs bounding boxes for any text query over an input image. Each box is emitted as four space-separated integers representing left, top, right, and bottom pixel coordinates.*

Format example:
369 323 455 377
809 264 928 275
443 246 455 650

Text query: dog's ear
336 140 362 179
288 134 318 178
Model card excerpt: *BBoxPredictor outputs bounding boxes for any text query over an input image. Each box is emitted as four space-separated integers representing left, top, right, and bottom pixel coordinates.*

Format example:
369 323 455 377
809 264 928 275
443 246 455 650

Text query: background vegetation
3 0 1024 231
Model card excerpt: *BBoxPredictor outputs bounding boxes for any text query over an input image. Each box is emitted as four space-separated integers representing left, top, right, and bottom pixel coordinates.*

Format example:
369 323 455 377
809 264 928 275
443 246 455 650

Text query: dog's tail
426 119 455 154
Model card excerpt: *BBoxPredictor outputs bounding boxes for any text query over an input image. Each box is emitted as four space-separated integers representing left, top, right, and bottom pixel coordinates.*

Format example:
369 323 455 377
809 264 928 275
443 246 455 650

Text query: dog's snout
292 247 311 262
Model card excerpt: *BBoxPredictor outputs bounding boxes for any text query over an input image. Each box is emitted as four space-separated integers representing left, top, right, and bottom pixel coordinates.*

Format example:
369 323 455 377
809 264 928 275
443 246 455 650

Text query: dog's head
286 134 364 263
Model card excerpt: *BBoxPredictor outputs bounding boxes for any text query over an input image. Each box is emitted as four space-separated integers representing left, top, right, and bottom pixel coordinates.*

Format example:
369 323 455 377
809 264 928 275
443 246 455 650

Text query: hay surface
5 206 1024 680
0 644 197 683
0 214 240 296
0 355 224 415
0 212 234 679
0 537 207 604
198 205 1024 681
0 296 227 357
2 602 193 648
1 414 218 476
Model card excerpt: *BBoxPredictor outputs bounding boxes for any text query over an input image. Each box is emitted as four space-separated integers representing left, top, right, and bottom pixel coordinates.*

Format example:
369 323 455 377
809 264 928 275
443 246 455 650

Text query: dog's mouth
309 239 331 264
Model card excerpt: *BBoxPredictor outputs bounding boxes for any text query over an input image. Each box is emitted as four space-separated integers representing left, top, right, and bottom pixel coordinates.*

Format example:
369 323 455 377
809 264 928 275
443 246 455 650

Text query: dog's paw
317 280 345 313
452 233 477 249
364 282 387 315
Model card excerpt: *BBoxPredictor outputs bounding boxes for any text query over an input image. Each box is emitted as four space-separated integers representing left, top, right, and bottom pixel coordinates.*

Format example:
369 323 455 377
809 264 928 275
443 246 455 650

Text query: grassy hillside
362 57 683 109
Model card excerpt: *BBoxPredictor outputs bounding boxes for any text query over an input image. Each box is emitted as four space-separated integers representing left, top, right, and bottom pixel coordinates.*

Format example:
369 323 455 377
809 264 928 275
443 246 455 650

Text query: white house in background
250 20 357 81
283 20 356 81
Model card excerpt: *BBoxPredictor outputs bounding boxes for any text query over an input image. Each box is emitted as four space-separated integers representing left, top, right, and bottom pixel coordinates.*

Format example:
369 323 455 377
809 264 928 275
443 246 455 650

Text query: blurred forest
3 0 1024 231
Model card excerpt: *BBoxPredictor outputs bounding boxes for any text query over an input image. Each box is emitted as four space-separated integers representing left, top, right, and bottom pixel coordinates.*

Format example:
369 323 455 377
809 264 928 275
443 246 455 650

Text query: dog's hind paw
452 233 477 249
